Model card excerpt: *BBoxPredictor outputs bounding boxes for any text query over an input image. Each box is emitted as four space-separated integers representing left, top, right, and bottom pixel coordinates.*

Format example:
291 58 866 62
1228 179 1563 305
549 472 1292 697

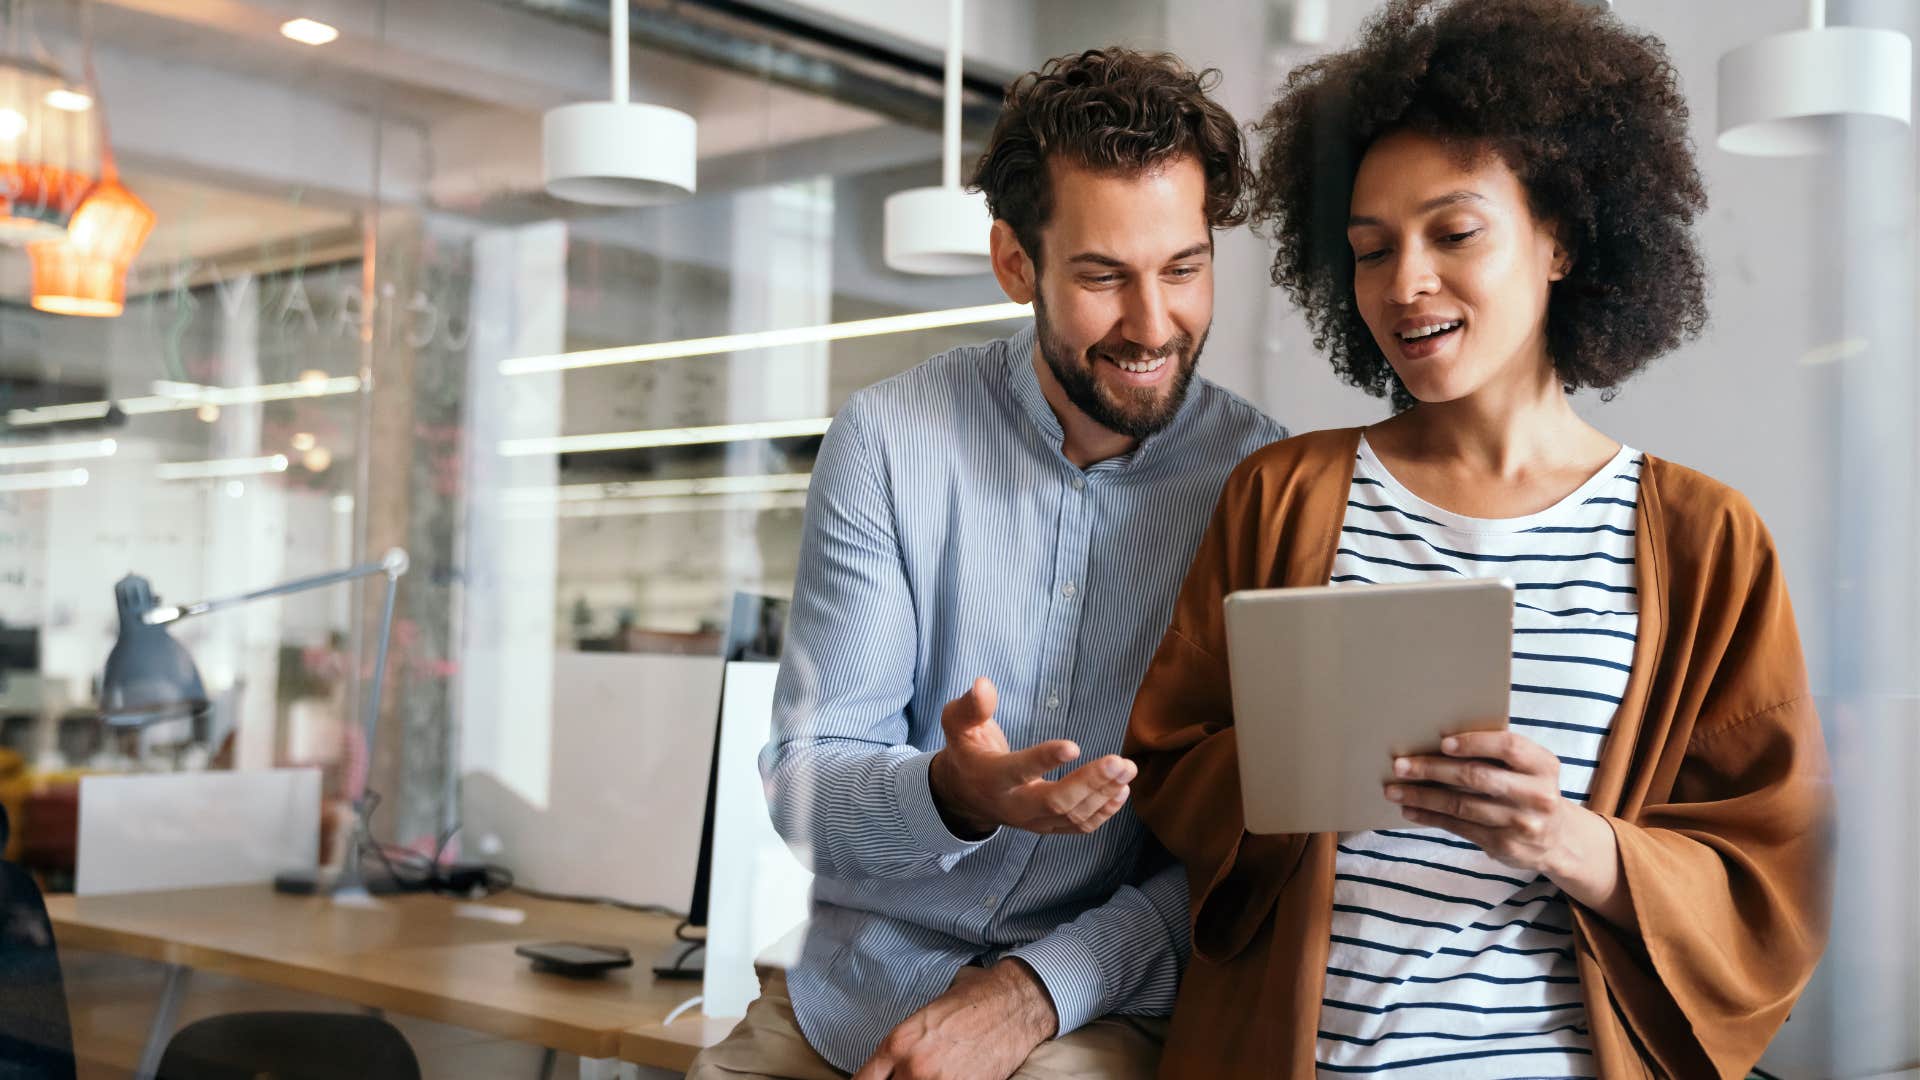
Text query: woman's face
1346 129 1568 406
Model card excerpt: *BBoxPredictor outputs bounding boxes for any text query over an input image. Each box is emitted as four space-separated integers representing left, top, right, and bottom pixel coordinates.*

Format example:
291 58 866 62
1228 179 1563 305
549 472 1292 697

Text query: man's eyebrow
1065 241 1214 267
1348 190 1487 227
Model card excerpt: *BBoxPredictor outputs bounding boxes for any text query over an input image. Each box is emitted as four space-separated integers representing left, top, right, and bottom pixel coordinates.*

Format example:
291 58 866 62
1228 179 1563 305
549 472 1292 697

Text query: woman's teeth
1398 321 1462 342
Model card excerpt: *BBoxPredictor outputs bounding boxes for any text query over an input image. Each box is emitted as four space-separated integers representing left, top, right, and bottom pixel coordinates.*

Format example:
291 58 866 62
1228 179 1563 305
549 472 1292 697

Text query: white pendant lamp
543 0 695 204
1717 0 1911 157
883 0 990 274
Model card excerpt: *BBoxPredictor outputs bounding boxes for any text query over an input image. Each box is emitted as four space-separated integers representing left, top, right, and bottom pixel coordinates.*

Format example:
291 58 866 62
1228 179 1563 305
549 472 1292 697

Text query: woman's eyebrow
1348 190 1488 228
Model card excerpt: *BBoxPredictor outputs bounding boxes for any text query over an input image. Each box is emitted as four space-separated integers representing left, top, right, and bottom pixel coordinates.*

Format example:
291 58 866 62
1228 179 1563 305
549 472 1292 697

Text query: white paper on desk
77 768 320 896
704 661 813 1019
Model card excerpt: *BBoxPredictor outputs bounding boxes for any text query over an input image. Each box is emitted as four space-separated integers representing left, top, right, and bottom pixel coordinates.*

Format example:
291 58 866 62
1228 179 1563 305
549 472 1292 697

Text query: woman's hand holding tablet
1224 577 1515 834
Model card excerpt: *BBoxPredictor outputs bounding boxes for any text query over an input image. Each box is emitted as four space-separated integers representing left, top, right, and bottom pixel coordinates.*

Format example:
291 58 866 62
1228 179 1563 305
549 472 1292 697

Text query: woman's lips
1395 322 1461 360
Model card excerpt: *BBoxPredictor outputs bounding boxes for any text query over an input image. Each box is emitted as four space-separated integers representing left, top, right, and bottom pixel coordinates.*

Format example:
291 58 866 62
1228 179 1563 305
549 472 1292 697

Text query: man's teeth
1399 321 1462 342
1108 355 1169 374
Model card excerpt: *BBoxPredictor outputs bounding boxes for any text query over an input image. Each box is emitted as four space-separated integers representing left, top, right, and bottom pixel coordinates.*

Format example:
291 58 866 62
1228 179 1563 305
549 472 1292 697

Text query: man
687 48 1286 1080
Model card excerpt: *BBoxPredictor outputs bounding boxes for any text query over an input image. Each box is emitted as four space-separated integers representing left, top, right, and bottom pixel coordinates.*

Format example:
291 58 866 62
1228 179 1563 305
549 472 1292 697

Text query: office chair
155 1011 421 1080
0 802 77 1080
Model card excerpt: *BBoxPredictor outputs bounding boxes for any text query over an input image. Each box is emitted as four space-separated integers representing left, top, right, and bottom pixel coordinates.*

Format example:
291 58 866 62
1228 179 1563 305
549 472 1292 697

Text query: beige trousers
685 972 1167 1080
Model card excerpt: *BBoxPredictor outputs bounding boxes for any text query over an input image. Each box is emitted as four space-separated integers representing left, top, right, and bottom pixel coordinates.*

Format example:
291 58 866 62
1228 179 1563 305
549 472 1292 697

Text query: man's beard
1033 289 1205 441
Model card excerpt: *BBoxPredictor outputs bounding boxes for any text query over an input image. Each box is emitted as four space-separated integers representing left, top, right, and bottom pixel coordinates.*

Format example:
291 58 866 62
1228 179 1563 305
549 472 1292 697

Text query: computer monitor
664 592 788 978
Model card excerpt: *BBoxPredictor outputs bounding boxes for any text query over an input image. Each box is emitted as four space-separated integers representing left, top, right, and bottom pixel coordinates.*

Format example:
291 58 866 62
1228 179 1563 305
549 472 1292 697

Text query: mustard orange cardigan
1125 428 1832 1079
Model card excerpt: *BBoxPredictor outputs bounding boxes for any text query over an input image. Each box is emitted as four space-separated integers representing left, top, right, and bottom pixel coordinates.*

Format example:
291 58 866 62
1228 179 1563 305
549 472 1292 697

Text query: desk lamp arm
147 547 410 832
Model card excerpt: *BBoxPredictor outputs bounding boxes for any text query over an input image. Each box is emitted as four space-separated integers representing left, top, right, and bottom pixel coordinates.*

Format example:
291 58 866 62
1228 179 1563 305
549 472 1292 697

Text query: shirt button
1061 581 1076 599
1045 693 1060 709
981 895 997 908
1071 476 1086 491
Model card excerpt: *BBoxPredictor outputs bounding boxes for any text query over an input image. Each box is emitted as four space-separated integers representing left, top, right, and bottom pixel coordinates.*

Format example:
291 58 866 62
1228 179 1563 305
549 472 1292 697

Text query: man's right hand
926 677 1136 839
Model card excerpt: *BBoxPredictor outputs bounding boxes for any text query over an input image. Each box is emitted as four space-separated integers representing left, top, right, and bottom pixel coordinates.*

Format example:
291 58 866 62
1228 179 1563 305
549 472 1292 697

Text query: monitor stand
653 937 705 980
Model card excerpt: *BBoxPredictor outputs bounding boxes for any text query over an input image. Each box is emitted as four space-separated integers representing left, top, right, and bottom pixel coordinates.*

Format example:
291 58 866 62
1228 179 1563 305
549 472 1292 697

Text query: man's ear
990 220 1036 304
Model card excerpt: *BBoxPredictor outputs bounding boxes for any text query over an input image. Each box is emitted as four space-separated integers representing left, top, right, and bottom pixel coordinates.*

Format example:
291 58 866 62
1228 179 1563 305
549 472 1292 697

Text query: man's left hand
851 959 1058 1080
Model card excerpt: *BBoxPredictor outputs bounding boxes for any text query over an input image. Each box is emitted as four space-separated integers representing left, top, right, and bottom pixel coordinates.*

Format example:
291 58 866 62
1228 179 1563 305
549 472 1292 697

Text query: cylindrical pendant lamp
1718 0 1911 156
883 0 990 275
543 0 696 205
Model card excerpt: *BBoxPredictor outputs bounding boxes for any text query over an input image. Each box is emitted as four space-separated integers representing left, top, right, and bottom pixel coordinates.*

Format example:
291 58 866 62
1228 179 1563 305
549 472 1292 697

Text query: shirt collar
1003 323 1063 445
1001 323 1191 475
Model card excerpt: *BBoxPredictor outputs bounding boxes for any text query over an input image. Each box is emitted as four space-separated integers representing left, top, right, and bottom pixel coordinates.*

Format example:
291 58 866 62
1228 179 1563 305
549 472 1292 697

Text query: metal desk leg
134 963 191 1080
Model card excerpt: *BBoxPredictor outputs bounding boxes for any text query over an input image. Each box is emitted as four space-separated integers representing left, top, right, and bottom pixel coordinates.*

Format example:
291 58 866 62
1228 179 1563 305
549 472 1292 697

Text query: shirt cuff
893 749 999 861
1008 929 1105 1037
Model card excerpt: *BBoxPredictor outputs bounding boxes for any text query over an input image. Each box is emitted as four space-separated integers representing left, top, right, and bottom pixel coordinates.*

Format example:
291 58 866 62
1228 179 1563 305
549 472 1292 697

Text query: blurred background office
0 0 1911 1077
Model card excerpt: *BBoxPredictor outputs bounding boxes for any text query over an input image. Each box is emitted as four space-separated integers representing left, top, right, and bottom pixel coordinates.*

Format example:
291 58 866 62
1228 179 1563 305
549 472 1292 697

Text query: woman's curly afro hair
1253 0 1708 409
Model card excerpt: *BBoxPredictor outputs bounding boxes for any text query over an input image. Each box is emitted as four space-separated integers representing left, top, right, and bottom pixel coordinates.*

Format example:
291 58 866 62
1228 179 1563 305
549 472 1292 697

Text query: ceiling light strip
560 491 810 518
502 491 811 519
0 467 89 492
501 472 812 504
500 302 1031 376
155 454 290 481
6 376 363 428
500 418 831 458
0 437 117 466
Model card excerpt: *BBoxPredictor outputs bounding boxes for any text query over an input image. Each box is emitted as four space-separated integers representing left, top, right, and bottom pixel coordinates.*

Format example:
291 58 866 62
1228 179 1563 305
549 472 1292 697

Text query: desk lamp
100 548 410 895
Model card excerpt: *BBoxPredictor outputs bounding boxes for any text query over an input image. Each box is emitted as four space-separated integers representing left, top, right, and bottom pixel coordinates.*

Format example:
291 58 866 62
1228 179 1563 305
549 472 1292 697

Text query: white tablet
1223 577 1514 834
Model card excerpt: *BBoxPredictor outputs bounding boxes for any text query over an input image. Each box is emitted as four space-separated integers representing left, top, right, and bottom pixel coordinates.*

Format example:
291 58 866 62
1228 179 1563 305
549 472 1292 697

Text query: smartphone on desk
514 942 634 977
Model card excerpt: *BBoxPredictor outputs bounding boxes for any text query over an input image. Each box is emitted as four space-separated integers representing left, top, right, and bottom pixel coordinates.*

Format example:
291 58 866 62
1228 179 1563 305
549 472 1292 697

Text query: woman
1124 1 1831 1077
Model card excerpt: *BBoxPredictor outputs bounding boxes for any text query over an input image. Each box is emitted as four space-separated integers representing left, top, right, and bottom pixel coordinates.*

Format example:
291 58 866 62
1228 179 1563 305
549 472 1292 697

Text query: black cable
660 938 704 975
349 807 683 909
356 790 435 891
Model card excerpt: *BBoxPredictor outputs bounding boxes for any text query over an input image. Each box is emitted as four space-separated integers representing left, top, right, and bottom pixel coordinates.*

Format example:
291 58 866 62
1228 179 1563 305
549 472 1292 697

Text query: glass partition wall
0 1 1911 1077
0 3 1022 1073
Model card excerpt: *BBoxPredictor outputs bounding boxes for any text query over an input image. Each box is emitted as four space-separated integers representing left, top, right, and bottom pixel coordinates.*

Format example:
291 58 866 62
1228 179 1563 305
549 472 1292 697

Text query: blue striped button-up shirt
761 324 1286 1071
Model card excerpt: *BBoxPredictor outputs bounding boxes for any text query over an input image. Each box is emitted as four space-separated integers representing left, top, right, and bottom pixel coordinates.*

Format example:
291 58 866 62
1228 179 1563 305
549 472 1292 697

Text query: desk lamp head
101 574 207 729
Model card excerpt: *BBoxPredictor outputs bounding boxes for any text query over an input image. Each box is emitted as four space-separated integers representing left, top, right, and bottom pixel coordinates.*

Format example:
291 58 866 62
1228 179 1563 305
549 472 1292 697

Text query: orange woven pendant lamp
27 0 149 317
0 0 97 240
29 149 151 316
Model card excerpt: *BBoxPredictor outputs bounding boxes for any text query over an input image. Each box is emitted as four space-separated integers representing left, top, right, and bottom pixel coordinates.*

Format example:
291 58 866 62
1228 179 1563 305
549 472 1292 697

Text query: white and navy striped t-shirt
1314 436 1642 1079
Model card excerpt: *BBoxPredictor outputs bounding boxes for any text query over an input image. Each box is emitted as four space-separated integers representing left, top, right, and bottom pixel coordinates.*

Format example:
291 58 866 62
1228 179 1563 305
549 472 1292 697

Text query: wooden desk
47 885 726 1076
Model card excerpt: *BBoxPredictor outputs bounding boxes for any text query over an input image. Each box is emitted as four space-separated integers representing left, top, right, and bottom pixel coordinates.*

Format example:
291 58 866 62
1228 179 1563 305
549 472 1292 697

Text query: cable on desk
357 801 514 898
662 995 704 1026
359 791 436 891
352 810 680 909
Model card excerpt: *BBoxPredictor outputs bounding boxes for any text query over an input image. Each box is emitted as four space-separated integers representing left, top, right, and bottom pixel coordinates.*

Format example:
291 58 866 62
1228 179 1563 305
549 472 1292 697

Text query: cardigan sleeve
1124 456 1311 964
1574 501 1833 1079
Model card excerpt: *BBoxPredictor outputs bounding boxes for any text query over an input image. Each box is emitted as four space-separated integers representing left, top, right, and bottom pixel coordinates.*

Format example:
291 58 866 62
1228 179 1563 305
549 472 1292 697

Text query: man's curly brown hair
972 47 1253 264
1253 0 1708 409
